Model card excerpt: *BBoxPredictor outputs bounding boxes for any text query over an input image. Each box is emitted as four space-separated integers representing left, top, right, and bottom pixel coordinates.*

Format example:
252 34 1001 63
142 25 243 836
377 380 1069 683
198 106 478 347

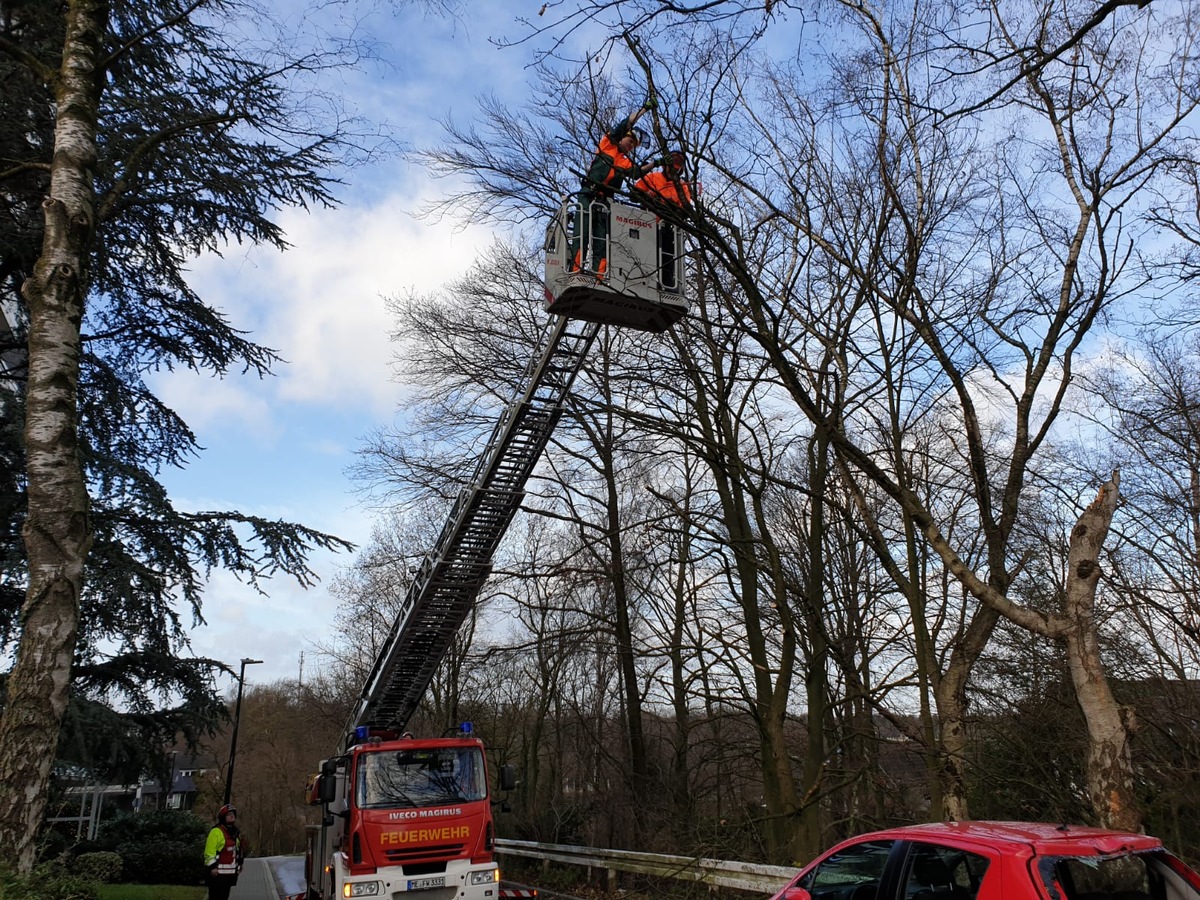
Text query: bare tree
1085 336 1200 656
201 679 352 855
382 0 1200 845
662 0 1198 827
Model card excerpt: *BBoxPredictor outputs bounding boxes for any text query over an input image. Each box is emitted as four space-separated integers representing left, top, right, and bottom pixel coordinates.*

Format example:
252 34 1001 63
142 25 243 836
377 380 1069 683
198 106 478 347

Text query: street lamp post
223 657 263 806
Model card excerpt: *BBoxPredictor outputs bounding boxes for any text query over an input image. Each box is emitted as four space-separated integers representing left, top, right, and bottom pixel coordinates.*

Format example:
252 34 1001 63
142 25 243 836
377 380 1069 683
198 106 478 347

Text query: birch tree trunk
0 0 103 871
1064 471 1141 831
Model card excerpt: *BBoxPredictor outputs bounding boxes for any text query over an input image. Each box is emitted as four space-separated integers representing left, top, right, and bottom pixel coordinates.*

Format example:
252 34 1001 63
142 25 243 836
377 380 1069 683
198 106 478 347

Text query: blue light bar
460 721 473 735
355 725 369 740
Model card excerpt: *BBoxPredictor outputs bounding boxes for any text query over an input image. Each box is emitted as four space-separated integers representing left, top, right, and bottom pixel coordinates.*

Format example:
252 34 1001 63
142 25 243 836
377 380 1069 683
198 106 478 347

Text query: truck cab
305 727 515 900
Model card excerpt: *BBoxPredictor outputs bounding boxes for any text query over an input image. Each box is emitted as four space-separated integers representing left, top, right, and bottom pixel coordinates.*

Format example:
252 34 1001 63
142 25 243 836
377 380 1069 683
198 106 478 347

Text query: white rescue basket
543 195 688 333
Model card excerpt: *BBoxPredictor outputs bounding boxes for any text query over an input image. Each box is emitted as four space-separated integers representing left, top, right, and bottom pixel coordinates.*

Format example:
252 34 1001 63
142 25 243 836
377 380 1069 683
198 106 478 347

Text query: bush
86 810 208 885
0 864 99 900
71 853 123 884
94 810 208 847
115 839 205 885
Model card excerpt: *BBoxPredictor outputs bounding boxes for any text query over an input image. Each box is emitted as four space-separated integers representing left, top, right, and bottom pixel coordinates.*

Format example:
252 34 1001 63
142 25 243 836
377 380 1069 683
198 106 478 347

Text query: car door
793 839 901 900
895 840 1001 900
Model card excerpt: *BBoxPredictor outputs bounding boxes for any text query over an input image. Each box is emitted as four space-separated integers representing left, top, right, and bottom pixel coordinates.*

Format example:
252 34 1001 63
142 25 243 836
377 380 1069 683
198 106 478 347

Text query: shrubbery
70 852 122 884
74 809 208 884
116 838 205 884
0 865 98 900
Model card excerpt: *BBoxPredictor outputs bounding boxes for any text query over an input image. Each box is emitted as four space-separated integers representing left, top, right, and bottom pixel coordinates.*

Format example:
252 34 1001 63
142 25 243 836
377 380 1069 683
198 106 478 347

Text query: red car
772 821 1200 900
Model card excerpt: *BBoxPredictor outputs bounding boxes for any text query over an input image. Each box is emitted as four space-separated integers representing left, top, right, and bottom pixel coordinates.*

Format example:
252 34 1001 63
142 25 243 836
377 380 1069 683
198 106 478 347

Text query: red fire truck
303 723 516 900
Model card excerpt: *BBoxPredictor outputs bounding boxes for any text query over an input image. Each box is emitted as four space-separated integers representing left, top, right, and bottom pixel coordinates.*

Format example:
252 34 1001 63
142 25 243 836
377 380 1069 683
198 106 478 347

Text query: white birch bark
0 0 104 871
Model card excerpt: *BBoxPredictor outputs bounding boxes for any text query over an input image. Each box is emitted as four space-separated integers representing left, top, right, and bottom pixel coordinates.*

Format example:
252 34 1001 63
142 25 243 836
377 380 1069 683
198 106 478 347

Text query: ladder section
351 315 602 733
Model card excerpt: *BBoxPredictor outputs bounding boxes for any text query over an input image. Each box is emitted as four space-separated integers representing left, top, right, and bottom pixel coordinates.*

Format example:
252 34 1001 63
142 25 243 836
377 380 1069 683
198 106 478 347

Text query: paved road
227 856 305 900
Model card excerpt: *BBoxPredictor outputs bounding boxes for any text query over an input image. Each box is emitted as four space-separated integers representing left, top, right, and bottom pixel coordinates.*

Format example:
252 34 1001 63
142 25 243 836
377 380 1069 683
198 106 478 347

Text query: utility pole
223 658 263 806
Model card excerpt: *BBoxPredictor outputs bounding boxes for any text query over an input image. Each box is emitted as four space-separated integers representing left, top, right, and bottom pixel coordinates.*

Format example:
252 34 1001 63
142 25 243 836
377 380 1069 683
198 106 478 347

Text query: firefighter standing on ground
204 804 244 900
571 99 660 276
633 149 691 290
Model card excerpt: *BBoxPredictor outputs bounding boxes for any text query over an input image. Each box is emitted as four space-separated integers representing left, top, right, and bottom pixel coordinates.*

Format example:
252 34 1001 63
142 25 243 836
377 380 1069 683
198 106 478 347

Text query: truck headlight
343 882 381 898
471 870 499 885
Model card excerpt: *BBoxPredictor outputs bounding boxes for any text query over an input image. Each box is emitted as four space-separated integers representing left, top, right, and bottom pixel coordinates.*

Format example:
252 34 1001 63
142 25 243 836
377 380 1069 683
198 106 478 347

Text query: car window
1038 850 1200 900
798 839 895 900
901 841 991 900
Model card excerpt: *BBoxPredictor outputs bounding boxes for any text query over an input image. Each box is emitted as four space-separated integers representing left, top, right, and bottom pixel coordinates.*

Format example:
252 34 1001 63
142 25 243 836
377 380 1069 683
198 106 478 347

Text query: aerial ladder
349 313 598 732
350 194 688 735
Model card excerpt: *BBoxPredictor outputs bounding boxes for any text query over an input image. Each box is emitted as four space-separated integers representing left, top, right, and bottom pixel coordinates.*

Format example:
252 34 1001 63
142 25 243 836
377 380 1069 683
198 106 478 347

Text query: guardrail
495 838 800 895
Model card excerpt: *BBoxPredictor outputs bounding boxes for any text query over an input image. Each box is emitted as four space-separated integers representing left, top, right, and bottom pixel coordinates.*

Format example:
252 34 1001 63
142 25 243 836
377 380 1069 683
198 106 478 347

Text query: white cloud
168 176 492 436
156 371 283 445
186 568 340 687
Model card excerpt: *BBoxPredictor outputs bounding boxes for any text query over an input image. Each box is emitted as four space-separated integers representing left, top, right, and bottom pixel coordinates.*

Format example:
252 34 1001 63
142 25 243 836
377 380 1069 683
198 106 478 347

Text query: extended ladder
350 315 601 733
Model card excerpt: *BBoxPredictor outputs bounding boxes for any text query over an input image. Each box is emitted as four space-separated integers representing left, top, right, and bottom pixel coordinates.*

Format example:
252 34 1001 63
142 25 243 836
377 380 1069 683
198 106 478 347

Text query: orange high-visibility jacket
633 170 692 205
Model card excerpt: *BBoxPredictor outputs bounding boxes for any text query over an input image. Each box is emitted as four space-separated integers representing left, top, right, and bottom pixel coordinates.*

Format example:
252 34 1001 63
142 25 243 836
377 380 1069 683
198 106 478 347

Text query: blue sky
155 3 542 690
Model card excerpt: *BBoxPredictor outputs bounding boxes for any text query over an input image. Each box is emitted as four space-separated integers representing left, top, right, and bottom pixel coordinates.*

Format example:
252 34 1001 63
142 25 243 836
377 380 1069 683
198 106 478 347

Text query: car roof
858 821 1165 857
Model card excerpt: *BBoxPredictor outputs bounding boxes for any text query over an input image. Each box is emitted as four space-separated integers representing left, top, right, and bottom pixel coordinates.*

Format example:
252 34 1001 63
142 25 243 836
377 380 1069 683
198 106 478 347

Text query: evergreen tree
0 0 366 868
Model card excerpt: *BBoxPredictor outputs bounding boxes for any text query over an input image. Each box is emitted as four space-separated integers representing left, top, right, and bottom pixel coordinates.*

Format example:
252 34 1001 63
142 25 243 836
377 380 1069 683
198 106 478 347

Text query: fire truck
303 724 516 900
300 193 688 900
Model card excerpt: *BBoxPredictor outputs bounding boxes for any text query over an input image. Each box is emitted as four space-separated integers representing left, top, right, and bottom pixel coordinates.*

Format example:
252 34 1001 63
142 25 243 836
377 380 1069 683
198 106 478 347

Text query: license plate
408 877 446 891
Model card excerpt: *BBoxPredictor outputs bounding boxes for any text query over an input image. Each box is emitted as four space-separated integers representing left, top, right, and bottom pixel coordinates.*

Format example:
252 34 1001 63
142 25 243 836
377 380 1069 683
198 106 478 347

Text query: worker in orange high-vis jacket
633 149 692 206
633 149 691 290
571 99 659 277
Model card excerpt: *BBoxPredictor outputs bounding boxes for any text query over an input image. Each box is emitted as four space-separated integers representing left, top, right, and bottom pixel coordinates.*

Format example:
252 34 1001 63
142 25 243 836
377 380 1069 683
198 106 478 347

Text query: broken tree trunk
1063 470 1142 831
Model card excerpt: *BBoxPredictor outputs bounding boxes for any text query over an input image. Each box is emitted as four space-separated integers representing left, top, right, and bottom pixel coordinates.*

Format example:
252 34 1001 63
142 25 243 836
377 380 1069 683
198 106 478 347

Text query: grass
96 886 206 900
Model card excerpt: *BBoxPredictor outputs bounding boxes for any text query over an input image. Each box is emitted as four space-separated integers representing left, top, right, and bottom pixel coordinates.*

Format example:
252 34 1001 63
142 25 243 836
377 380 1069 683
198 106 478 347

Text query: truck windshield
356 746 487 810
1038 851 1200 900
